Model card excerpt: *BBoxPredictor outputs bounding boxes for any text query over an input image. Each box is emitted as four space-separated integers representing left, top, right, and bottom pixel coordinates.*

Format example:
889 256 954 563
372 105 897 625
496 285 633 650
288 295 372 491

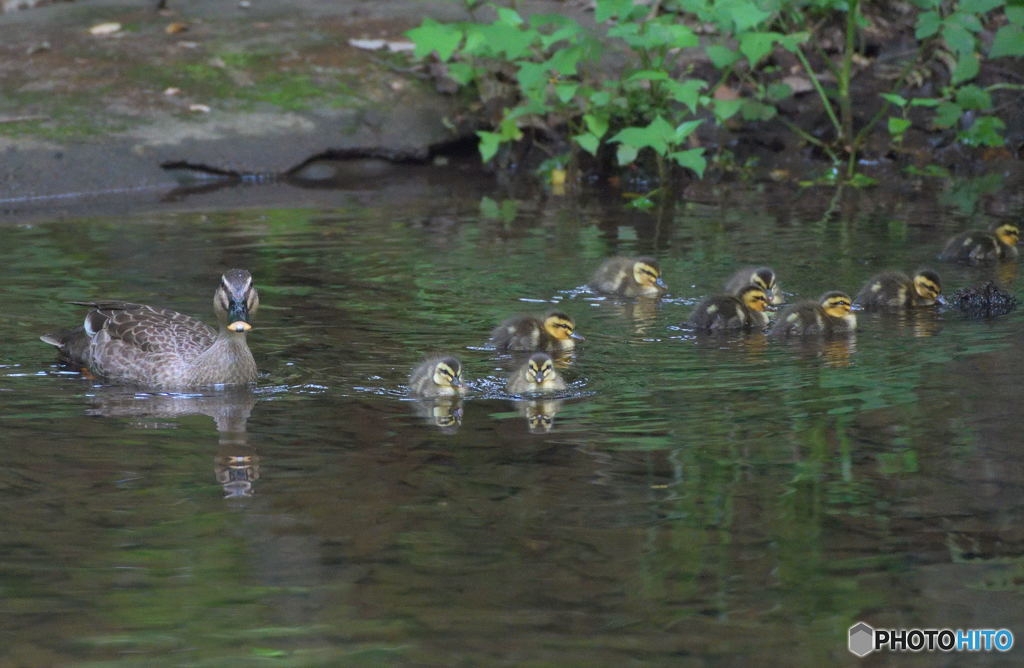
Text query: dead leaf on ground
781 75 813 94
188 104 211 113
88 22 122 36
348 38 416 53
165 22 189 35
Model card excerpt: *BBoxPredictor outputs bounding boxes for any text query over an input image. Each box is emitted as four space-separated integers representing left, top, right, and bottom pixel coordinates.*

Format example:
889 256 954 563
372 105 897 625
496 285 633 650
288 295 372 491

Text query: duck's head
820 291 853 318
543 311 584 341
912 269 943 302
632 257 667 292
431 357 464 390
524 352 558 385
214 269 259 333
749 267 782 304
992 222 1020 248
738 285 772 312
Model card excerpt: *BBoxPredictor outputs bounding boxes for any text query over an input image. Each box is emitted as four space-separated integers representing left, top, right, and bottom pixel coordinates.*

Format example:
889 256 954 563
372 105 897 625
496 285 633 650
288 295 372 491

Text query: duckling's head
431 357 463 390
912 269 942 301
543 311 584 341
820 291 853 318
749 267 778 295
524 352 557 385
737 285 772 312
632 257 667 291
992 222 1020 248
214 269 259 333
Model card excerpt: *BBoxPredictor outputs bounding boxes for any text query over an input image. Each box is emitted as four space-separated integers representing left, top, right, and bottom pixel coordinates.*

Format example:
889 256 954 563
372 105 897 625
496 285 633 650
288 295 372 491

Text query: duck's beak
450 376 463 388
570 331 585 341
534 371 546 383
655 277 667 290
227 299 252 332
935 295 946 306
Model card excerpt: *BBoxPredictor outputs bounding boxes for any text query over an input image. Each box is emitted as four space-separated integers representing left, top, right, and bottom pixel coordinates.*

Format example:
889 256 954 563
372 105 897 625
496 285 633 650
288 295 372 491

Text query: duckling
507 352 567 394
408 356 466 397
939 221 1019 264
688 285 772 330
855 269 942 308
770 291 856 336
490 311 583 352
724 266 784 305
589 256 667 297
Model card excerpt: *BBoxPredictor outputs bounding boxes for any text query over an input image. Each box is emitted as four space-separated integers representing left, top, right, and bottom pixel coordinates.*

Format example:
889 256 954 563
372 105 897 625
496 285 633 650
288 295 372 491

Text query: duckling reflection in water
855 269 942 308
408 356 465 397
490 311 583 352
519 399 563 433
412 397 464 432
688 286 772 330
589 256 667 297
939 221 1019 264
770 291 856 336
507 352 567 394
724 266 784 305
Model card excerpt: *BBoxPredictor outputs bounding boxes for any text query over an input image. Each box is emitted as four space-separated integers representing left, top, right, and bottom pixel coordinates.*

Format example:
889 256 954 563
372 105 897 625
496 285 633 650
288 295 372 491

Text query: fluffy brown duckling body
855 270 942 308
723 266 784 305
589 256 667 297
688 285 772 330
490 311 583 352
770 291 856 336
408 356 466 397
507 352 568 394
939 222 1019 264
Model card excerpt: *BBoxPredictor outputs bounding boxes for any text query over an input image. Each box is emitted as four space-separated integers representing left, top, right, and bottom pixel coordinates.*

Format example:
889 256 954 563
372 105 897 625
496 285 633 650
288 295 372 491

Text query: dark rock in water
951 282 1017 319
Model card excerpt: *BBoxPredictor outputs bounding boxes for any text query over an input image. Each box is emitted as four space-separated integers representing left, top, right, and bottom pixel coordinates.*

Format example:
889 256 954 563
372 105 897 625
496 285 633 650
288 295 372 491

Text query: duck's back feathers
689 296 754 330
855 271 913 308
589 256 664 297
939 231 1001 264
770 302 826 336
491 316 546 351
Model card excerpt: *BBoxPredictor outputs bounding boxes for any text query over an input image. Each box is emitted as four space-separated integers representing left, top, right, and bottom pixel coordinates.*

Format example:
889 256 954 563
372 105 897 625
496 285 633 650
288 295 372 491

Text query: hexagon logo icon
849 621 875 657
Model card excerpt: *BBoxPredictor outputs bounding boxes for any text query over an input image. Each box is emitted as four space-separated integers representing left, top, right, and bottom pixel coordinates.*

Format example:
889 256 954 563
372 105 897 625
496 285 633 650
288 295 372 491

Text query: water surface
2 165 1023 665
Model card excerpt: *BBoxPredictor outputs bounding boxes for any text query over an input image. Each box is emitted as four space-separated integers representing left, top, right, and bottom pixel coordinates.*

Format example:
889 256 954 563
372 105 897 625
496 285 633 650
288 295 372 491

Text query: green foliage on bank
408 0 1024 185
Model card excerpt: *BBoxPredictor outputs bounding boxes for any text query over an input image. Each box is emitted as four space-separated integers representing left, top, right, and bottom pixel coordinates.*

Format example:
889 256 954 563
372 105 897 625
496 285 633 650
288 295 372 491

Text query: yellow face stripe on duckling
740 288 771 312
543 313 577 340
633 262 662 287
527 356 555 384
913 274 941 300
995 224 1020 247
432 361 462 388
822 295 853 318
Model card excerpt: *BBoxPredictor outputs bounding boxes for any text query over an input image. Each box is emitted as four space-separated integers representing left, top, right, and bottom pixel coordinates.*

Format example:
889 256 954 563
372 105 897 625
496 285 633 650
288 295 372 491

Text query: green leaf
590 90 612 106
706 45 740 68
1009 7 1024 26
740 99 776 121
574 132 600 156
626 69 671 82
495 7 524 26
989 25 1024 58
480 196 499 219
942 22 975 55
445 62 476 86
616 143 638 165
674 119 703 142
915 11 941 39
713 98 743 121
664 79 707 113
555 82 578 103
933 101 962 129
477 131 502 162
909 97 941 107
583 113 609 138
778 32 810 53
767 82 792 101
959 116 1005 148
880 93 908 107
947 11 983 34
888 117 912 136
955 85 991 110
951 52 979 85
595 0 635 23
966 0 1004 12
407 19 463 62
546 46 584 76
740 32 782 66
670 148 706 177
610 116 675 155
477 22 536 60
516 62 548 96
728 4 772 32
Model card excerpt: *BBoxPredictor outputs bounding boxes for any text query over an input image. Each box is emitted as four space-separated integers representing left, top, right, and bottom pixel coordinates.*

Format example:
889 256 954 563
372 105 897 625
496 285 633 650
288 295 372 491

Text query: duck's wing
74 301 218 357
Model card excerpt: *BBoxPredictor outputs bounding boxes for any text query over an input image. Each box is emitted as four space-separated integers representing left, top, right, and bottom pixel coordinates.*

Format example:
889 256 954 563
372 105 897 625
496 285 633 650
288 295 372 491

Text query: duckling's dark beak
534 371 546 383
450 376 463 388
227 299 252 333
570 331 585 341
655 277 667 290
935 295 946 306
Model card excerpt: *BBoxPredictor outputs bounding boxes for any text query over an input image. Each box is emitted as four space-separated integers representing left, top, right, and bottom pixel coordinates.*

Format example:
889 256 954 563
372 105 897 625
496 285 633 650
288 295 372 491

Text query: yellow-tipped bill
229 321 252 332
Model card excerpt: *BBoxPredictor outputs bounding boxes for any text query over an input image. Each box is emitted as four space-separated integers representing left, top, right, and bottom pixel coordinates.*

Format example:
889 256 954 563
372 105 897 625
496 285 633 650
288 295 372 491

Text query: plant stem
839 0 859 152
779 117 840 164
793 45 843 143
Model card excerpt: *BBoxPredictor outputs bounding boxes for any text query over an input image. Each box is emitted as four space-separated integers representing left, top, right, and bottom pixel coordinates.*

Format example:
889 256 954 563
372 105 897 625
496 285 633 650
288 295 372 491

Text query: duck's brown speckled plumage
490 311 582 352
770 291 856 337
41 269 259 389
939 222 1019 264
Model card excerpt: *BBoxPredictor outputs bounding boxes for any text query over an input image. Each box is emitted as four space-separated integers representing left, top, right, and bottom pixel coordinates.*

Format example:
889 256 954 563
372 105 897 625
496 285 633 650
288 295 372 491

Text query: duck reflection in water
519 398 563 433
411 396 464 433
82 385 260 497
